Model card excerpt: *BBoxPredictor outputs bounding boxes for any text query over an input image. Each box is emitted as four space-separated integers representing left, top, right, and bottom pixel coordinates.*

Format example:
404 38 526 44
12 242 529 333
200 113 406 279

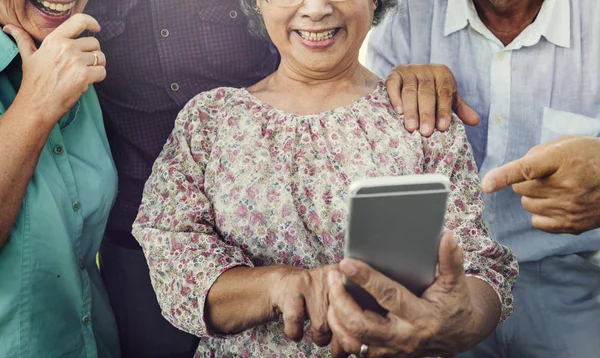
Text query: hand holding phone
343 174 449 314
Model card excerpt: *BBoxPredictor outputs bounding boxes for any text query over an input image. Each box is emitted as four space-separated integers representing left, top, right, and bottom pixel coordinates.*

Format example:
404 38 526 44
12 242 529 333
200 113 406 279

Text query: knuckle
286 311 304 325
418 76 434 89
377 285 403 311
436 86 453 99
519 162 537 181
419 109 435 119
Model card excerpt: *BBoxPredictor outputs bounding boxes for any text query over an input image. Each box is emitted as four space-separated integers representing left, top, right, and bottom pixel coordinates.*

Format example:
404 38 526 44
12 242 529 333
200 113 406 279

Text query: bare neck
473 0 545 46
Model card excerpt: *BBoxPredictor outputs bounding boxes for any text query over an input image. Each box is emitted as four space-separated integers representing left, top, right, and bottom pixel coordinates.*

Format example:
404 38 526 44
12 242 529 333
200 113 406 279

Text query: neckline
240 79 385 118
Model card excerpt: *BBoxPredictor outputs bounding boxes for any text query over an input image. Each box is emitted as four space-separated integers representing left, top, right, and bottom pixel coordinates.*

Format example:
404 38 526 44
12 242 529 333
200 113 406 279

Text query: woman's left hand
327 232 500 358
385 64 481 137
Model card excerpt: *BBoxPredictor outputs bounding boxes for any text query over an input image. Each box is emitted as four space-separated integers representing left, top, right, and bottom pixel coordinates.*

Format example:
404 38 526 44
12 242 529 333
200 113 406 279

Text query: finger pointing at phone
4 13 106 129
481 136 600 235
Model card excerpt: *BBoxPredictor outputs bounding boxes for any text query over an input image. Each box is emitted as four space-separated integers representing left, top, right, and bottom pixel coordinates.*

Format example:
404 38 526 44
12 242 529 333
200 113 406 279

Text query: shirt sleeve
132 91 254 338
420 115 518 322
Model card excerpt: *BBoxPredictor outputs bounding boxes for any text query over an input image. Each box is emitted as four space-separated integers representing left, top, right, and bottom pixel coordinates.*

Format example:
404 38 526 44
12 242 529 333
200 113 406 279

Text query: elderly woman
132 0 518 356
0 1 118 357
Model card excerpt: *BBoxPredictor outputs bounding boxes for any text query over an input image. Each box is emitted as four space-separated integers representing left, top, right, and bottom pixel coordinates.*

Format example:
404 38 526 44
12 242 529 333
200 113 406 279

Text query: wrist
11 92 62 131
464 277 501 342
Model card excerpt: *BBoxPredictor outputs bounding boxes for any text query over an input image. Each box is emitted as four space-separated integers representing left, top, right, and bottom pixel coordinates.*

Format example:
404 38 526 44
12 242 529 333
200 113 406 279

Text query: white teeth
36 0 76 13
298 29 337 41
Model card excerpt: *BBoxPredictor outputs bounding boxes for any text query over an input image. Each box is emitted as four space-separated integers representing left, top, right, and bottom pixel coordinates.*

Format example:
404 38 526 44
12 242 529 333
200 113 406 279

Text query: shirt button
53 145 64 155
497 52 505 61
170 83 180 92
72 201 81 212
229 10 238 19
494 115 503 124
160 29 169 38
81 315 91 325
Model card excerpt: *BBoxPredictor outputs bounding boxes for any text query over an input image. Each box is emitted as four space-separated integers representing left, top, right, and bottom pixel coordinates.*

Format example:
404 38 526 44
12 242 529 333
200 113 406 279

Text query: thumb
435 231 464 287
481 151 559 194
453 92 480 126
3 25 37 58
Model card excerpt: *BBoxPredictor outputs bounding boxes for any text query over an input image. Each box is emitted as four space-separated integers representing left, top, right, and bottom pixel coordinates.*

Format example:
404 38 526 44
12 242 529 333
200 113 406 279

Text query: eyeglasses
265 0 351 8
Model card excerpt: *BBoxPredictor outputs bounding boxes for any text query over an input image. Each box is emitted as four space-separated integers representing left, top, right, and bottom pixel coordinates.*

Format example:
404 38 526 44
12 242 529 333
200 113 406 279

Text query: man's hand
327 232 499 357
385 64 480 137
482 136 600 235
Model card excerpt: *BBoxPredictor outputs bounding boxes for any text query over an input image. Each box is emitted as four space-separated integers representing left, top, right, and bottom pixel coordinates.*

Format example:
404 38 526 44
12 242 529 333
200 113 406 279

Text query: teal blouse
0 32 120 357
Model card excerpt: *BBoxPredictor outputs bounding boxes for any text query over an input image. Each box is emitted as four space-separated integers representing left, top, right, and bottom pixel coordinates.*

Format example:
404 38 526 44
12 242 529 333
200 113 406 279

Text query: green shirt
0 32 119 357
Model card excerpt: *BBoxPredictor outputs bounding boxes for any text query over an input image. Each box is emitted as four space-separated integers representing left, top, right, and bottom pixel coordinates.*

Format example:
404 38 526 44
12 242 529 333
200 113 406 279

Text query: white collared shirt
367 0 600 263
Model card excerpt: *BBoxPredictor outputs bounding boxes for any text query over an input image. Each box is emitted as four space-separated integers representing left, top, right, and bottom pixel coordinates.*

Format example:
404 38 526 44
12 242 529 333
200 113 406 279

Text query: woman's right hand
269 264 339 347
3 14 106 128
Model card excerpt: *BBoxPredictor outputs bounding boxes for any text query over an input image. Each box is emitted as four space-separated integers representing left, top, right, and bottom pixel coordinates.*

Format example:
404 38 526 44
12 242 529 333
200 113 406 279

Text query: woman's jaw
2 0 87 42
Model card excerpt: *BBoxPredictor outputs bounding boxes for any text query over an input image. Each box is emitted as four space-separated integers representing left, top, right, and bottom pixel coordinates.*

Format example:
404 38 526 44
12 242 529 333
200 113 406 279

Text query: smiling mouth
295 28 341 41
30 0 76 17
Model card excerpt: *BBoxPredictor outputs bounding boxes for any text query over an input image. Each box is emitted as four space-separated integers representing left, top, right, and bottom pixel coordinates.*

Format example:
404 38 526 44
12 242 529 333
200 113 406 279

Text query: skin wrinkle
0 0 88 42
473 0 545 45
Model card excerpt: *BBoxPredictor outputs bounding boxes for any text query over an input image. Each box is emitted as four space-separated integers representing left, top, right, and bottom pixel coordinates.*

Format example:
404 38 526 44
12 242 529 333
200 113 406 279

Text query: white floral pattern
132 81 518 357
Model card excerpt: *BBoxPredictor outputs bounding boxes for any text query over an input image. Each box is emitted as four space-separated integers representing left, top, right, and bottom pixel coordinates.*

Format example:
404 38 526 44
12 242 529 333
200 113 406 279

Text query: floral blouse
132 81 518 357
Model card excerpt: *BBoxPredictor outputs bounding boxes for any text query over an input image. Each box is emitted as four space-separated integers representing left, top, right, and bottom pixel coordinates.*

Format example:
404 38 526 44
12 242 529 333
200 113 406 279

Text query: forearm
205 265 290 335
465 277 501 345
0 103 54 246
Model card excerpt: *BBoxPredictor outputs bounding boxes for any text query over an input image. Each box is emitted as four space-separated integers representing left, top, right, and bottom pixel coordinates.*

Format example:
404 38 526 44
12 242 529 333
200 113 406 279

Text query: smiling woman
131 0 518 357
0 0 119 357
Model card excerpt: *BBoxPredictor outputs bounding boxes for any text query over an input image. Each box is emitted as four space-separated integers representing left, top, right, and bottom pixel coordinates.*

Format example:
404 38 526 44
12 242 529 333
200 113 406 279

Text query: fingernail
3 27 11 35
406 119 417 131
421 123 431 135
438 118 447 128
328 271 340 285
340 260 358 276
395 105 403 114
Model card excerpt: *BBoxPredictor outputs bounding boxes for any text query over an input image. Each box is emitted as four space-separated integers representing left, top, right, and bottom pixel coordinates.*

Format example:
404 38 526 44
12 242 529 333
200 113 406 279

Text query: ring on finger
91 52 99 67
357 344 369 358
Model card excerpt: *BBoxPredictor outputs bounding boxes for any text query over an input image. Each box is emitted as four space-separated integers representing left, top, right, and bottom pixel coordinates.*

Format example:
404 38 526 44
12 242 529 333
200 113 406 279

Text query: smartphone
343 174 450 315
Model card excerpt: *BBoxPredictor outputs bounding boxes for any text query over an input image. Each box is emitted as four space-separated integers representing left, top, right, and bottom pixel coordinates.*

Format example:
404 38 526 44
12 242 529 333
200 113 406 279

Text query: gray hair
240 0 395 40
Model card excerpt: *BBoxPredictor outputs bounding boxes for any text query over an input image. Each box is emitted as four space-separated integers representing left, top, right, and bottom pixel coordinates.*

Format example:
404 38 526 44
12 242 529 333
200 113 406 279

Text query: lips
295 28 341 42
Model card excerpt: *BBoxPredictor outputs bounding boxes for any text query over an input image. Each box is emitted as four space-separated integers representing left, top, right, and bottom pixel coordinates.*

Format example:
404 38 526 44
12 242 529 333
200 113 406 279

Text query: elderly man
337 0 600 357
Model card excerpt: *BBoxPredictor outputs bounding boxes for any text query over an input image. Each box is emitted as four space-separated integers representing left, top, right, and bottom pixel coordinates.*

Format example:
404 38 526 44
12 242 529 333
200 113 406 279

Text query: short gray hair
240 0 395 40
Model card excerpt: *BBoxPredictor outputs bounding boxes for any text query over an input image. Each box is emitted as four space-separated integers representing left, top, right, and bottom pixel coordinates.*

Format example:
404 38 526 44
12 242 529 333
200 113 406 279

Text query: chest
198 112 424 265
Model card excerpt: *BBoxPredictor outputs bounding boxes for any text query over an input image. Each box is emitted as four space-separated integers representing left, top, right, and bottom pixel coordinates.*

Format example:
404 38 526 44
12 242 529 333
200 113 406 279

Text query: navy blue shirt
86 0 279 246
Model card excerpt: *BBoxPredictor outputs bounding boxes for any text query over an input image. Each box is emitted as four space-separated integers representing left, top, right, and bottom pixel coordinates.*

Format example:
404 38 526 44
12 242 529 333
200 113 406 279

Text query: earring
255 5 262 14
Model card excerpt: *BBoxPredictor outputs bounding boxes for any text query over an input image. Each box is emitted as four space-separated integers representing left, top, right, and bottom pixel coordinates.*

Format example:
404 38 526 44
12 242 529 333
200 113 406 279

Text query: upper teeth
36 0 76 12
299 29 337 41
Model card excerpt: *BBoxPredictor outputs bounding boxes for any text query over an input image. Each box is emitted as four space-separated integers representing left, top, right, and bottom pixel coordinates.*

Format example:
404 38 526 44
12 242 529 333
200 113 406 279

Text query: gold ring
357 344 369 358
92 52 98 67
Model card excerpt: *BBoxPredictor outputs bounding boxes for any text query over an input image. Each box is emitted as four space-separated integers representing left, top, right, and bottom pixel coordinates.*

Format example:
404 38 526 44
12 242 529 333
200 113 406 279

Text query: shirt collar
0 30 19 72
444 0 571 49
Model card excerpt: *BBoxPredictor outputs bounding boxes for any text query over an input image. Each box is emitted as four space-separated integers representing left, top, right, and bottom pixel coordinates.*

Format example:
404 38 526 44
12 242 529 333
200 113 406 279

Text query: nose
298 0 334 22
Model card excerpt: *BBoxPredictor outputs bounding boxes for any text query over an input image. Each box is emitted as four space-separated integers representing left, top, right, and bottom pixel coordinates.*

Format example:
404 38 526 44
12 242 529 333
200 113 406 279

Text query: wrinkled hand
482 136 600 235
385 64 480 137
270 265 338 346
328 233 487 358
3 14 106 127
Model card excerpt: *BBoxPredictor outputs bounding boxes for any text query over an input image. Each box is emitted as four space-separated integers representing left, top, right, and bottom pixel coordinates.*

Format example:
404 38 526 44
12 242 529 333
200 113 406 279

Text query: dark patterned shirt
85 0 279 247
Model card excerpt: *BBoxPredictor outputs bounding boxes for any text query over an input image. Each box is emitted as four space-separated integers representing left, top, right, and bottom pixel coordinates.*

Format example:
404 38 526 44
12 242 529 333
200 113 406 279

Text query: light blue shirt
367 0 600 262
0 32 120 357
